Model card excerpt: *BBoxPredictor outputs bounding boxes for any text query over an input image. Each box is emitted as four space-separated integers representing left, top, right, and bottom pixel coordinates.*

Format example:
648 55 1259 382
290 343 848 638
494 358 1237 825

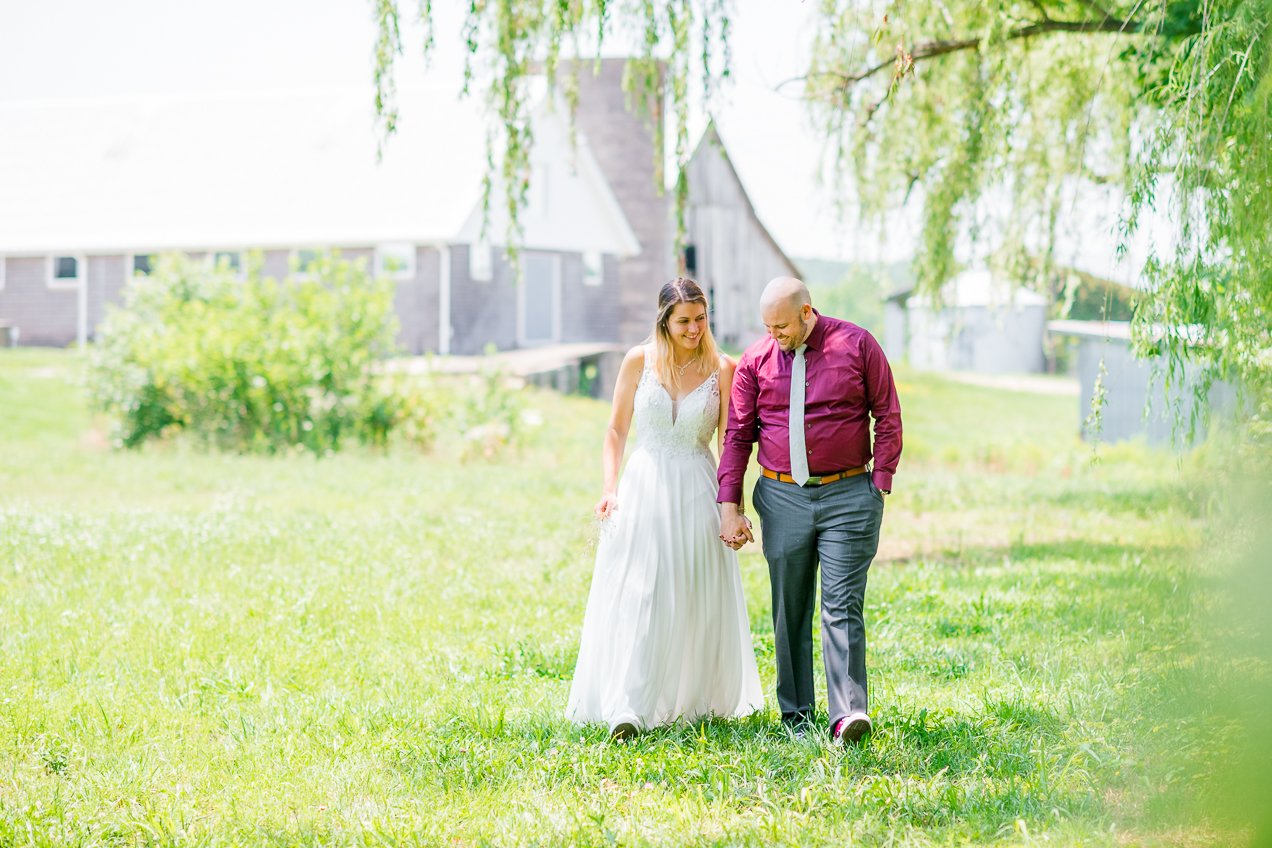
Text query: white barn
0 60 797 364
885 269 1049 373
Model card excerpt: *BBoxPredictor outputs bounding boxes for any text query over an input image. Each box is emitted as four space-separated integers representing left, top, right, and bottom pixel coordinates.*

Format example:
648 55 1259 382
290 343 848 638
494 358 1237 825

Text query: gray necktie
789 344 809 486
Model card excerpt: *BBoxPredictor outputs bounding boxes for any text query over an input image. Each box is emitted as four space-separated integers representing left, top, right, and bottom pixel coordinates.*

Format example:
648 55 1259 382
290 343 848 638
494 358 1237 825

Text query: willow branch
818 15 1157 92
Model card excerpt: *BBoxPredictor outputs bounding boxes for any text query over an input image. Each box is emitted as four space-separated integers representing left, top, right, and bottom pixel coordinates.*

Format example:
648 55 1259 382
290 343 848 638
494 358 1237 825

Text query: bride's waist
632 441 712 459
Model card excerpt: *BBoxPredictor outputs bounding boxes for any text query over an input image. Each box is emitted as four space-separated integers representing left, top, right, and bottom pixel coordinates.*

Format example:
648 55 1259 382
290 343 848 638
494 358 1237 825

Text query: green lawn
0 349 1245 846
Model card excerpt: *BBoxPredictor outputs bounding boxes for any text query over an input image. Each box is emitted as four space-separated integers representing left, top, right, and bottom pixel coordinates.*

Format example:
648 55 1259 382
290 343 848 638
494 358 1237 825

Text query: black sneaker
780 710 814 740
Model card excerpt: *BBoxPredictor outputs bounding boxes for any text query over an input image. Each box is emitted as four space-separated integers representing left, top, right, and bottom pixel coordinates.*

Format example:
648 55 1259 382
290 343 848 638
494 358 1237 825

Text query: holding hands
719 506 753 551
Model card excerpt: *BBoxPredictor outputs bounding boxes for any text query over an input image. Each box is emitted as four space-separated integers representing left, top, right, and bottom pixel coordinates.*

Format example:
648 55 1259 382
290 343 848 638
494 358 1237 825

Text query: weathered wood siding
684 131 798 350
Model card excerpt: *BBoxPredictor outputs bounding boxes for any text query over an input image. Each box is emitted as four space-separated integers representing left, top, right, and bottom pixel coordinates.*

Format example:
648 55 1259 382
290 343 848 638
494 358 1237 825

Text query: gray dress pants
753 472 885 727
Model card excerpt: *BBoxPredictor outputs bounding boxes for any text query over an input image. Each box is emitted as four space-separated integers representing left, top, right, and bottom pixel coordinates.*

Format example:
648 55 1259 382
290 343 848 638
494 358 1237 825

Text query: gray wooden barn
683 122 800 348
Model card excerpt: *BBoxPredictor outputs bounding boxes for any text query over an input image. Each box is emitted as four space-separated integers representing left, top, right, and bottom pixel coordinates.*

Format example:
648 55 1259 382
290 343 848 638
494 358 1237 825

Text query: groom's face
763 302 811 352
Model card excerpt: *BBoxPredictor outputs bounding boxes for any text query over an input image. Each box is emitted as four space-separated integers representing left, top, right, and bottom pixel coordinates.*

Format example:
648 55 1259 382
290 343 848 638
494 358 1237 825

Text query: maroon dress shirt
718 311 903 504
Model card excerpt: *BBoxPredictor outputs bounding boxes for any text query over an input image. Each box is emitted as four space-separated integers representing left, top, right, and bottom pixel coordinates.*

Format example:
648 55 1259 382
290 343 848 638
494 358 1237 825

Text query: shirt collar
802 309 826 352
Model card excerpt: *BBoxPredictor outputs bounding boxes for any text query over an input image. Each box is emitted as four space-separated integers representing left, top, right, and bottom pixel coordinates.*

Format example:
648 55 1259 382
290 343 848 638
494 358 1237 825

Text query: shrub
455 362 528 461
89 251 422 453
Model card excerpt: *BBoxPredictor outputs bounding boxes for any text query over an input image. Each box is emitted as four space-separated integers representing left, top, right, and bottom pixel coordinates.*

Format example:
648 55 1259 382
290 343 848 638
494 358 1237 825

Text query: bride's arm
716 355 745 514
595 346 645 520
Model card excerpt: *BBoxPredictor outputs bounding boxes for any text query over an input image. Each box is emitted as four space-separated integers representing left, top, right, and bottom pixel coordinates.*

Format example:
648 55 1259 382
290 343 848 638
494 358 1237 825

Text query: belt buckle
805 474 824 486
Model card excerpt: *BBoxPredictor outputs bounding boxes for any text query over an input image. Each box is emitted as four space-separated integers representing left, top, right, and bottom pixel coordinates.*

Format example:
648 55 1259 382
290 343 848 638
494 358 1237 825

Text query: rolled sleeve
864 333 902 492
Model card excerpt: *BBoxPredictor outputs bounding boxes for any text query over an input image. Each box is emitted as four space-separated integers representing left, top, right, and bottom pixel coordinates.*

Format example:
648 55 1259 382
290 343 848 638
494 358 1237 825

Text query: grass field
0 348 1254 846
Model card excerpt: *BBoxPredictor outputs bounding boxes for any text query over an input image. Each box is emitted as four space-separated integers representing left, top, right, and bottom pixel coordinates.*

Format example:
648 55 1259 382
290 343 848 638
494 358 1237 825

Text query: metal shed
1047 319 1233 447
885 269 1049 373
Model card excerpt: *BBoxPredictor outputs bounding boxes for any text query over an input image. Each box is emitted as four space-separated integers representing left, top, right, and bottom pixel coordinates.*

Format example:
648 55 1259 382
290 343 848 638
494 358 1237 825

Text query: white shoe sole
835 716 873 746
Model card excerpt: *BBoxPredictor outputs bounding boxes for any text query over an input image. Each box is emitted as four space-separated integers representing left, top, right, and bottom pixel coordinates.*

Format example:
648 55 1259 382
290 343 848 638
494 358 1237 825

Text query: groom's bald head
760 277 816 352
760 277 811 313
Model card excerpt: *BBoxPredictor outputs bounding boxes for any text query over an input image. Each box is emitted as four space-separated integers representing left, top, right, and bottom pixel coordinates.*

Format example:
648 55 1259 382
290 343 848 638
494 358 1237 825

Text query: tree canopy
373 0 1270 426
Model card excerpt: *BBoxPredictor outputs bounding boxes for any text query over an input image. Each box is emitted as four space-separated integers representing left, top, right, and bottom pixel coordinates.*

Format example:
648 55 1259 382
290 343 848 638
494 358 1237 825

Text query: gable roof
688 120 800 279
0 85 639 256
456 93 640 257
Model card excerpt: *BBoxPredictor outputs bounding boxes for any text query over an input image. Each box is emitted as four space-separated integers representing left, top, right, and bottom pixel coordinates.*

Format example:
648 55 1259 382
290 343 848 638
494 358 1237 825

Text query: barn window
583 251 603 287
48 255 84 288
131 254 155 277
213 251 243 276
470 240 492 282
375 243 416 280
293 249 323 278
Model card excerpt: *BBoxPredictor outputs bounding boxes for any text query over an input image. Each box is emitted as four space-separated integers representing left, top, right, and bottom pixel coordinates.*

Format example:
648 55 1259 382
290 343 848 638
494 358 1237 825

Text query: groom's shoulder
820 314 880 347
738 335 776 366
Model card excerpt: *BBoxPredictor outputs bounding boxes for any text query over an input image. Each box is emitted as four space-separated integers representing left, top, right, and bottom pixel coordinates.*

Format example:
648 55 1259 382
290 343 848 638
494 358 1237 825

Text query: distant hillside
794 258 914 335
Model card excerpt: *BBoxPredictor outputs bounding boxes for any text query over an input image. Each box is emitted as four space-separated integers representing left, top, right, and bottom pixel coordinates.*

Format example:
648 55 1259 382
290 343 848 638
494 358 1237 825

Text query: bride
566 278 763 738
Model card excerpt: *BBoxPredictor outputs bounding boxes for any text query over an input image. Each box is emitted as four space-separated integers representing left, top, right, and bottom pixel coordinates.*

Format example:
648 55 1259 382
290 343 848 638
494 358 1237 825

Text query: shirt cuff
872 470 893 493
717 485 743 506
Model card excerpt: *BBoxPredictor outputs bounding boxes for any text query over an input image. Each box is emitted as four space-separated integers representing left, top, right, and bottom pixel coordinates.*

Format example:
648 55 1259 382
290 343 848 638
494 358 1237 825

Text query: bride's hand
595 493 618 521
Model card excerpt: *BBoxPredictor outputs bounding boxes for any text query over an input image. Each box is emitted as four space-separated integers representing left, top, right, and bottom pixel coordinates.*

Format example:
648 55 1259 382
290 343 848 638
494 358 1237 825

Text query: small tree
89 251 426 453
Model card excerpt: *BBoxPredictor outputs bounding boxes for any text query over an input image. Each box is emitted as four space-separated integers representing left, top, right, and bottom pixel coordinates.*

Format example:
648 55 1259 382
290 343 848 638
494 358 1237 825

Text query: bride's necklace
673 357 696 378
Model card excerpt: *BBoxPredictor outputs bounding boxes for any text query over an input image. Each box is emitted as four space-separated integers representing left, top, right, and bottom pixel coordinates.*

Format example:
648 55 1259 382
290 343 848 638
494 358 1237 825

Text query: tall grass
0 349 1245 846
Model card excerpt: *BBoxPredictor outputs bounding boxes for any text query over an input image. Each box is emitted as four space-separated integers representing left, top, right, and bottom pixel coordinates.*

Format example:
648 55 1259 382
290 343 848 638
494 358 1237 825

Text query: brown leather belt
760 466 867 487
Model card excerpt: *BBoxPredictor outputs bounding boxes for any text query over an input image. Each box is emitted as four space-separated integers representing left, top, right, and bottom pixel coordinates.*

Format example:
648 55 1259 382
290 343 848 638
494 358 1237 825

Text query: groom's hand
719 504 754 549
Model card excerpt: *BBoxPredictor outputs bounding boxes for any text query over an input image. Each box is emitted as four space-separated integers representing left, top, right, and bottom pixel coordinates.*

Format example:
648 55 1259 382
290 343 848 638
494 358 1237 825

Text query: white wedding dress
566 354 764 729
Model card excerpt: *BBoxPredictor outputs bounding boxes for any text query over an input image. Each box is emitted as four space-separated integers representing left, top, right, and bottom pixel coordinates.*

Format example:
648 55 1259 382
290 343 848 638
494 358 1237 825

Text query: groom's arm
718 352 759 507
863 333 902 493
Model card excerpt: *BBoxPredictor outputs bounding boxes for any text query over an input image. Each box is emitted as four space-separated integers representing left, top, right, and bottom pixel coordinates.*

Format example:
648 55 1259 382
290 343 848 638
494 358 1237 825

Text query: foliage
373 0 733 261
455 362 532 460
797 257 913 334
1 349 1243 845
1056 269 1137 323
373 1 1270 437
88 252 422 453
803 0 1270 423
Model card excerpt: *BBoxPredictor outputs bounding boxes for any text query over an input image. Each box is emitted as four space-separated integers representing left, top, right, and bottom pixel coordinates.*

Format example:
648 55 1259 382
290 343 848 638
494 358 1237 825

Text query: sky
1 1 1166 278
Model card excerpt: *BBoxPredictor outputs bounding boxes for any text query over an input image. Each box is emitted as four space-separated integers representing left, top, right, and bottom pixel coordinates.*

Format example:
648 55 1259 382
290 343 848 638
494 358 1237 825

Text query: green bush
89 251 429 453
455 365 528 460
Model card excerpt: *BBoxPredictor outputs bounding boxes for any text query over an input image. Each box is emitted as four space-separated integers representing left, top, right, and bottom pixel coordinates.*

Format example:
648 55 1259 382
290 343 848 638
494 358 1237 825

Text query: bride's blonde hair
648 277 719 390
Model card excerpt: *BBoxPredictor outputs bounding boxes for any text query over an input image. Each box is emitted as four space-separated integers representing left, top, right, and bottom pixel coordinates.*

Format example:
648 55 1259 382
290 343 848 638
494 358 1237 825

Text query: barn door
519 253 560 345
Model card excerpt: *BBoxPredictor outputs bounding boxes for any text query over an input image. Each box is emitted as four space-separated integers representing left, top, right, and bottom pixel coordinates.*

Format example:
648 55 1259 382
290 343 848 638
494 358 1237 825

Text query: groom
718 277 902 745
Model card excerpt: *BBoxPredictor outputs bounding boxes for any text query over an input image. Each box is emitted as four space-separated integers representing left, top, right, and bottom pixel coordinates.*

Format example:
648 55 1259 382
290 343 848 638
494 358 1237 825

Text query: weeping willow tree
806 0 1271 436
372 0 732 255
372 0 1270 431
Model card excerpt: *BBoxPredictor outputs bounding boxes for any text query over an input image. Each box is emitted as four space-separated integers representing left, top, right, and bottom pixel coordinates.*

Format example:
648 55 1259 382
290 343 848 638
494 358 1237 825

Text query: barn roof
689 120 800 279
0 84 639 257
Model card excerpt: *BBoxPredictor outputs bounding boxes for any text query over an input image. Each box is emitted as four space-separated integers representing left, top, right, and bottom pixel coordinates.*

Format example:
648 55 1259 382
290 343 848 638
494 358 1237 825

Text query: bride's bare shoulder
624 345 649 366
617 344 648 378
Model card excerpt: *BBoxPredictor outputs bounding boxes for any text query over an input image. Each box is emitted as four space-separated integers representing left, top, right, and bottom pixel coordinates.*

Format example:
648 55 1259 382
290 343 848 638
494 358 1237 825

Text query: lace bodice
632 355 720 457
